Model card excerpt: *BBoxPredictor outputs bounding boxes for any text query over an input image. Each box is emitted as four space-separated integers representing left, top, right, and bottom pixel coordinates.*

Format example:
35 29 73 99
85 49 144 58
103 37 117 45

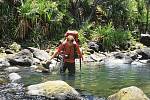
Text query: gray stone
32 58 41 65
0 59 10 68
140 34 150 46
27 80 81 100
8 49 33 66
5 49 15 54
28 47 49 61
88 42 99 52
5 67 20 73
136 47 150 59
108 86 150 100
8 73 21 83
113 52 125 59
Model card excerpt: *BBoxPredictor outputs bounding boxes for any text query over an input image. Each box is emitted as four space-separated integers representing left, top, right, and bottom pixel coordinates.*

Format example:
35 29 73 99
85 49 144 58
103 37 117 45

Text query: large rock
108 86 150 100
127 51 138 60
104 52 133 66
28 47 49 61
32 58 41 65
8 49 33 66
0 59 10 68
0 0 4 3
140 34 150 46
136 47 150 59
27 80 81 100
88 42 99 52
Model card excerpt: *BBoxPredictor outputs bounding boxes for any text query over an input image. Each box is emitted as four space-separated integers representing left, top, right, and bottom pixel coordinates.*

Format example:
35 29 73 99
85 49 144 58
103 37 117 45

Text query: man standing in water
47 34 83 75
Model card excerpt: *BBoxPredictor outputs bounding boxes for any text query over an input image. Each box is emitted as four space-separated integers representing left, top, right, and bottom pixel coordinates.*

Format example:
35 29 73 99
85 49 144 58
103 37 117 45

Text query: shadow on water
1 62 150 100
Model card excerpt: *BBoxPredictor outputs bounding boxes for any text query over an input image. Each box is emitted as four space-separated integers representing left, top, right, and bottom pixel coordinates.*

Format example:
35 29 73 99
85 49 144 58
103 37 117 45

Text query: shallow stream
1 62 150 100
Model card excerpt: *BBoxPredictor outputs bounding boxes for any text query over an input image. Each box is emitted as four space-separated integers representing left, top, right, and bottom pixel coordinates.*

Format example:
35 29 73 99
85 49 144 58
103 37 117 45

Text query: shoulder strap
61 43 65 52
73 44 77 51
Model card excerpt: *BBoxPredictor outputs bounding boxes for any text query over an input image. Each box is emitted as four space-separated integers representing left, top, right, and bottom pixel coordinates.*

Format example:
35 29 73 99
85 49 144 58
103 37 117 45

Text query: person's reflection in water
60 73 75 86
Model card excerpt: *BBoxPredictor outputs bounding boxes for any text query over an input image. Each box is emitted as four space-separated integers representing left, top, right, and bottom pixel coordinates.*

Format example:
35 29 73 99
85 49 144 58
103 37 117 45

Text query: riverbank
0 42 150 99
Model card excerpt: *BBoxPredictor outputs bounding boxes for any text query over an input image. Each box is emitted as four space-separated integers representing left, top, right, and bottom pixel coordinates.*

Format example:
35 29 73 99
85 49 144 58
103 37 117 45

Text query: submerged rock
108 86 150 100
8 73 21 83
27 80 81 100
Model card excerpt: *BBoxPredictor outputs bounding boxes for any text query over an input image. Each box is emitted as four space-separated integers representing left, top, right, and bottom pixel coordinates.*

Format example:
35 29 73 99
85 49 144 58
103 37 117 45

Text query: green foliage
78 22 94 45
137 0 147 22
92 23 133 51
20 0 64 22
17 0 75 48
100 0 149 32
0 2 17 39
78 30 87 46
1 0 150 50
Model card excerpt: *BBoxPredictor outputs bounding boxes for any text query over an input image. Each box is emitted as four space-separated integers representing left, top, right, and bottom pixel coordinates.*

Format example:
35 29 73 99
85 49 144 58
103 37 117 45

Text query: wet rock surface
108 86 150 100
0 59 10 68
27 80 81 100
0 72 9 84
1 46 150 100
140 34 150 47
27 47 49 61
7 49 33 66
0 83 51 100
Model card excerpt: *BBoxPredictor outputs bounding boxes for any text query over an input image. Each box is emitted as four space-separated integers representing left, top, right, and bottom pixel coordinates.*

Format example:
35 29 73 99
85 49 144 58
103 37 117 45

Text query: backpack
65 30 79 45
56 30 80 60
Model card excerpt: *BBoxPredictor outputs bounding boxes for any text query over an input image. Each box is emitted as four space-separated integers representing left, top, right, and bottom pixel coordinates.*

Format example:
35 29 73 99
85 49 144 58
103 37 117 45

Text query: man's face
67 39 74 46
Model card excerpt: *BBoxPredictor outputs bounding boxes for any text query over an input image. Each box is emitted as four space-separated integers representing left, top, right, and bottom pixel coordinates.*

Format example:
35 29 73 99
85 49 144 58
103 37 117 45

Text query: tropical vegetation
0 0 150 51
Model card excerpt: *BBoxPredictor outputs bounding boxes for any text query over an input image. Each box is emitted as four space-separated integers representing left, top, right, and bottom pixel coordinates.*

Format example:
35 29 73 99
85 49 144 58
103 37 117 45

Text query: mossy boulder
108 86 150 100
27 80 81 100
0 72 9 84
9 42 21 52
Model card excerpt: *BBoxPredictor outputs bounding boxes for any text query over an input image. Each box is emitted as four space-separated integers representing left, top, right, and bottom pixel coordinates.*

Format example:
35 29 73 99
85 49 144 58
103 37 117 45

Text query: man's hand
42 59 51 69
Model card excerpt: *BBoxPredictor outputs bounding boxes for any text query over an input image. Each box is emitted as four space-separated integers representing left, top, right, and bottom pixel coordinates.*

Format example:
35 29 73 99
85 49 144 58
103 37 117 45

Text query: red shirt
56 40 83 63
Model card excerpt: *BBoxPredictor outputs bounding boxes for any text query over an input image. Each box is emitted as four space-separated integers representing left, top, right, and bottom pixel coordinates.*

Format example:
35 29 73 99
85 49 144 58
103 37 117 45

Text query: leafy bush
20 0 64 22
78 22 94 45
18 0 73 41
92 23 133 51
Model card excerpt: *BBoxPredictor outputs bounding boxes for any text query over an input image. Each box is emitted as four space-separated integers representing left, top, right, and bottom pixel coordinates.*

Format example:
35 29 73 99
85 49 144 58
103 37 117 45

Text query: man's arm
48 44 63 61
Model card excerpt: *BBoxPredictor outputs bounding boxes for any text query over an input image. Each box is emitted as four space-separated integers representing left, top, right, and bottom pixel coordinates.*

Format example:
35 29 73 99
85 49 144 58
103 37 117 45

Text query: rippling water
1 62 150 100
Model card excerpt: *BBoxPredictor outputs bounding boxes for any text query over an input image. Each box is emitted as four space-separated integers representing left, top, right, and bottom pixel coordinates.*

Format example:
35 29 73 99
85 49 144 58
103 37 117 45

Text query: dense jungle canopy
0 0 150 51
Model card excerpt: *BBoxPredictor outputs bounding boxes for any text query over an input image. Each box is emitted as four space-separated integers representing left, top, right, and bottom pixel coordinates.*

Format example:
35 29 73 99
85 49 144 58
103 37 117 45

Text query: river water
1 62 150 100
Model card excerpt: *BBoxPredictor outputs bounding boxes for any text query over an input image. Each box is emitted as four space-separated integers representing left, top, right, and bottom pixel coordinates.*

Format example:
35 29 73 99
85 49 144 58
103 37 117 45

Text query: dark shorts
60 62 75 74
